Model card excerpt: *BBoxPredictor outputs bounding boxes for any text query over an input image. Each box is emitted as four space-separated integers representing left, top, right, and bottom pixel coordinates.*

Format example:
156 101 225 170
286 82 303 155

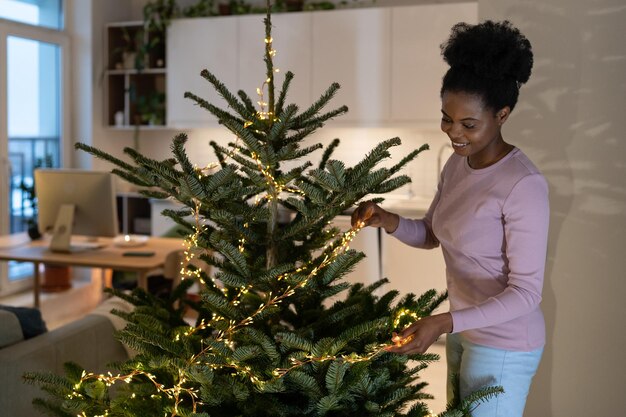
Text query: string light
179 198 206 284
393 308 421 329
254 36 280 122
70 369 202 417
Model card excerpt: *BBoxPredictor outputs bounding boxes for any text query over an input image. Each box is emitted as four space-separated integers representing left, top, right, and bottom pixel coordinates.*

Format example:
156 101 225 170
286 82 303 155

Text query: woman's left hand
386 313 453 354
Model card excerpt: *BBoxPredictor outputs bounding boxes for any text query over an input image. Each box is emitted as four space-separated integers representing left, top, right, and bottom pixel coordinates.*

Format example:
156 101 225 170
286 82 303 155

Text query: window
0 0 68 296
8 36 62 234
0 0 64 30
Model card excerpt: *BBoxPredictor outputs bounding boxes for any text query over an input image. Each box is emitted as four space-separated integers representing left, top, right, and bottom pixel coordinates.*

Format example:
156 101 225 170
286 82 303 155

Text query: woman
351 21 548 416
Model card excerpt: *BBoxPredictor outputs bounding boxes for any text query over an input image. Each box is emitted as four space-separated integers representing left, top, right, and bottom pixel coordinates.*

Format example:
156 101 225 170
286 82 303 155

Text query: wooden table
0 233 185 308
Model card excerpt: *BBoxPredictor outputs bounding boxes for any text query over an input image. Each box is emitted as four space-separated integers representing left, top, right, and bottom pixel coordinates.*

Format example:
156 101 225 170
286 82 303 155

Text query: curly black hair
440 20 533 112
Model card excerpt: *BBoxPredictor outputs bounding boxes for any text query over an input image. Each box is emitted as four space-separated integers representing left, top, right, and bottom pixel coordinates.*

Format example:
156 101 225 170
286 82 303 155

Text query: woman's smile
440 91 511 169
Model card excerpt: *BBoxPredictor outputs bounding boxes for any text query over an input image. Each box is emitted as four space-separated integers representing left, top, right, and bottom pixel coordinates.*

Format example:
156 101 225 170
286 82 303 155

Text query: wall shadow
495 1 626 415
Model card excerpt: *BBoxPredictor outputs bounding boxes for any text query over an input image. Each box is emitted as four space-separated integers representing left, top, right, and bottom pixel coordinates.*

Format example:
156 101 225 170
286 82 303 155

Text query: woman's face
440 90 510 169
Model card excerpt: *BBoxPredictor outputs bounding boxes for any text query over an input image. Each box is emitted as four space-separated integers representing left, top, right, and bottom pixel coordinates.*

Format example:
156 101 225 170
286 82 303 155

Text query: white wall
478 0 626 415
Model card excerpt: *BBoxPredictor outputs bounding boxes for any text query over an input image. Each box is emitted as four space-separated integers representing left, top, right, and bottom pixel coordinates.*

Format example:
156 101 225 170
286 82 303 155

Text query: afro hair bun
440 20 533 85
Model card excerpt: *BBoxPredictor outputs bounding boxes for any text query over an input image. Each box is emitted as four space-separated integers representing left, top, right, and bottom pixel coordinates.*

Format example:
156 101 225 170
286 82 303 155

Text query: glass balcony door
0 14 69 296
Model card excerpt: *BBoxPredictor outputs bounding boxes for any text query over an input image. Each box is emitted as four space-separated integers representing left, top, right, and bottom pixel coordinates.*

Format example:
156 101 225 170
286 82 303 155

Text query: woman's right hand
351 201 399 234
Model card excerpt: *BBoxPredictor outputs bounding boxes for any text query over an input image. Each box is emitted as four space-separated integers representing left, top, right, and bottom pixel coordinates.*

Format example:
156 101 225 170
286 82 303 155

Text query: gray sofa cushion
0 305 47 339
0 309 24 348
0 313 129 417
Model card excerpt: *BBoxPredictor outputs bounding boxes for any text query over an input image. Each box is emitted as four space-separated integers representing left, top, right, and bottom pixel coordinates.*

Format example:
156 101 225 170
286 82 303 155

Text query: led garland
255 35 280 122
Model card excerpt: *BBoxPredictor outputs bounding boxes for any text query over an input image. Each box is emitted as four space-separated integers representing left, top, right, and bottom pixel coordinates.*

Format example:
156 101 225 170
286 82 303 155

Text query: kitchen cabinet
381 228 449 312
105 22 167 128
390 3 478 123
165 3 476 128
167 17 238 127
311 8 391 124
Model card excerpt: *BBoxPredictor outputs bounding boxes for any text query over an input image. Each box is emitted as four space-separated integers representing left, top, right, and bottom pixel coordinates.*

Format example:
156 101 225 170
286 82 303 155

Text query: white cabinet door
238 13 312 114
311 8 391 124
167 4 476 128
167 17 239 127
390 3 477 123
382 232 449 312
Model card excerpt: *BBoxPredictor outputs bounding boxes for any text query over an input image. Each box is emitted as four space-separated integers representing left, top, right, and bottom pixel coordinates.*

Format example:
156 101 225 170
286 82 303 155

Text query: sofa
0 297 132 417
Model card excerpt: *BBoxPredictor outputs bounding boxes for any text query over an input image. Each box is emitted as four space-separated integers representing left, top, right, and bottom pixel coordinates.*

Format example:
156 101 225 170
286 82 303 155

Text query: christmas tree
25 3 500 416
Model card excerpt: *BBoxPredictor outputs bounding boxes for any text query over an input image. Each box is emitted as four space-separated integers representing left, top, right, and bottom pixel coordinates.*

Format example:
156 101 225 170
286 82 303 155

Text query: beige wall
479 0 626 414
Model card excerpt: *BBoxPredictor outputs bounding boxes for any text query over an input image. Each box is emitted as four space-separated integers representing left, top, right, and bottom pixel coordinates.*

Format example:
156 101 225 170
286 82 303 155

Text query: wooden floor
0 267 104 330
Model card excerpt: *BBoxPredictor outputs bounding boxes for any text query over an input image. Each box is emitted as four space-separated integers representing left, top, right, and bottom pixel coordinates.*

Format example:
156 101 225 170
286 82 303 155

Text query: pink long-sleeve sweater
392 147 549 351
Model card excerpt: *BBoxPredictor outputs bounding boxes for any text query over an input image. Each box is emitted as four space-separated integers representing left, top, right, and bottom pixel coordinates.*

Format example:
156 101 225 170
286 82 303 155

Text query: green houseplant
18 155 54 240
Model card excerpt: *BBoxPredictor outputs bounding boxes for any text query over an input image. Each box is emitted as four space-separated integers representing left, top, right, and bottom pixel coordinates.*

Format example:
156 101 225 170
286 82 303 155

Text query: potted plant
143 0 179 67
136 91 166 126
218 0 250 15
18 156 53 240
338 0 377 8
112 26 144 70
181 0 216 17
304 1 335 11
285 0 304 12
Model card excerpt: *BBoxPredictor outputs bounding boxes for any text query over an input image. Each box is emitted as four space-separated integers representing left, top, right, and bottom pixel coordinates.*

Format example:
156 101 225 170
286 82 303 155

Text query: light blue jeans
446 333 543 417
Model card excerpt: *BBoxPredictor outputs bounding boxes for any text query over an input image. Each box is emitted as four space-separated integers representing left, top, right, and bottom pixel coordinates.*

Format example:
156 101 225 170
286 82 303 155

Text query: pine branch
458 386 505 415
282 122 325 146
220 116 274 164
292 82 342 126
388 143 430 176
296 105 349 130
199 69 256 120
275 70 295 117
319 138 341 170
74 142 134 171
346 137 401 183
373 175 412 194
209 233 250 278
276 143 323 162
184 91 247 127
31 398 75 417
109 168 154 188
237 89 258 115
267 104 298 146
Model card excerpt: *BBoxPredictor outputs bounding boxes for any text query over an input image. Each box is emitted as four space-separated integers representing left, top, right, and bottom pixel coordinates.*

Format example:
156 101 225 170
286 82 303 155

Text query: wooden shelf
105 21 167 128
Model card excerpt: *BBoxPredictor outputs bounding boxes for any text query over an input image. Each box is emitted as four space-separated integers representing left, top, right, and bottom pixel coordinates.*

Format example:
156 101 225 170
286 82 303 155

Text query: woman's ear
497 107 511 125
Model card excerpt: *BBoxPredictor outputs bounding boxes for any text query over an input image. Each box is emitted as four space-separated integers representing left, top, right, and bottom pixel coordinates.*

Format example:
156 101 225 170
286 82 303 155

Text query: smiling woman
352 20 548 417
